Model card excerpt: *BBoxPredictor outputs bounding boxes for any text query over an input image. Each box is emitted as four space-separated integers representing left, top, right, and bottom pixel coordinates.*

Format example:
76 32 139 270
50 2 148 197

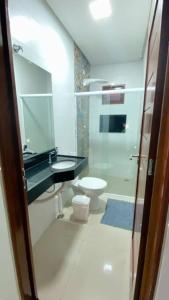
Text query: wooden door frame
0 1 38 299
133 0 169 299
139 46 169 300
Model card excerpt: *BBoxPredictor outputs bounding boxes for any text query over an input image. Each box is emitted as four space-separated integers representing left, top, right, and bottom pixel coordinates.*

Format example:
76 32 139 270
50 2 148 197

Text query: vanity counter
25 155 88 204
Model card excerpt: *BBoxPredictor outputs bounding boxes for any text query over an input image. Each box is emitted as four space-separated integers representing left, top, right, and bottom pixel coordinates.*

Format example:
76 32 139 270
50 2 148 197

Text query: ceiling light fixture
89 0 112 20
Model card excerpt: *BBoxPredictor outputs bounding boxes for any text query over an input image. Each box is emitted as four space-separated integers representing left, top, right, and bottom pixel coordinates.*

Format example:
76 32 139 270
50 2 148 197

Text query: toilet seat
79 177 107 190
72 177 107 211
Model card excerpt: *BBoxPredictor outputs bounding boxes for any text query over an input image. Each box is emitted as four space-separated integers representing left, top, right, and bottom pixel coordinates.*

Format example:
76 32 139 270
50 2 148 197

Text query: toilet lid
79 177 107 190
72 195 90 205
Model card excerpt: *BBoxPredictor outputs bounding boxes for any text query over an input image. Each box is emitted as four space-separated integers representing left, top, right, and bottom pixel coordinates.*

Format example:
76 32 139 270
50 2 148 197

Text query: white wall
28 183 73 246
13 54 52 95
9 0 76 156
154 206 169 300
89 61 144 195
8 0 76 246
28 191 59 246
91 62 144 86
142 0 157 83
0 172 20 300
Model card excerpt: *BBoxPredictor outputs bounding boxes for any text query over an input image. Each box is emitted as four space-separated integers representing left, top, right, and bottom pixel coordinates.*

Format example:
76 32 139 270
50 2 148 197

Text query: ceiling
47 0 152 65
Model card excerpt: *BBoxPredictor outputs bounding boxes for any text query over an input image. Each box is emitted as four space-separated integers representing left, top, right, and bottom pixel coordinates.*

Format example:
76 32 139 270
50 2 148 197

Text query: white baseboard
102 193 135 203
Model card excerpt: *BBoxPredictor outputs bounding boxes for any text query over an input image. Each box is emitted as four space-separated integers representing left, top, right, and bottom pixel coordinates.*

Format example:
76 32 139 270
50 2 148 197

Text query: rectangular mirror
13 53 55 155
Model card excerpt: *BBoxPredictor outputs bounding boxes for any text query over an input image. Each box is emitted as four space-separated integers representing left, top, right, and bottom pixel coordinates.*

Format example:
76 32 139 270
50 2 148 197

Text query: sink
52 160 76 170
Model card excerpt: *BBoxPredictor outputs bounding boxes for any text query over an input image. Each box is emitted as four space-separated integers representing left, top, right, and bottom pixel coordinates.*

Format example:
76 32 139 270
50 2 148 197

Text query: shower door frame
0 0 169 300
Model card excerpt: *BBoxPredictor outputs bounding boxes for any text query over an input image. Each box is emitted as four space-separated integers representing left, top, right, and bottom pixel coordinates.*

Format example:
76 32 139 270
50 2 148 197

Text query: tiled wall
74 44 90 157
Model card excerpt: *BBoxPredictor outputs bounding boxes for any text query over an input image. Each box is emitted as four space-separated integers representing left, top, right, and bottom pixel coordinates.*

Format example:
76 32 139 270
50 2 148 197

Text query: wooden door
132 0 164 297
139 45 169 300
0 1 38 299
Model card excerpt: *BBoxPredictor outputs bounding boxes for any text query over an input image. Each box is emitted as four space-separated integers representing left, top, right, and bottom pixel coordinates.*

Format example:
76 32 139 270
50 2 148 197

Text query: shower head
83 78 110 87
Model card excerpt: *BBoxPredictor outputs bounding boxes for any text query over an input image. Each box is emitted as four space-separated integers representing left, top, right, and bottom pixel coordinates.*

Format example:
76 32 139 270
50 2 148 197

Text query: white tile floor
33 194 132 300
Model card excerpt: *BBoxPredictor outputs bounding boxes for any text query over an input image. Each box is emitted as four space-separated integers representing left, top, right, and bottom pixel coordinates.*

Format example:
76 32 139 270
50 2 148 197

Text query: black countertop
25 154 88 205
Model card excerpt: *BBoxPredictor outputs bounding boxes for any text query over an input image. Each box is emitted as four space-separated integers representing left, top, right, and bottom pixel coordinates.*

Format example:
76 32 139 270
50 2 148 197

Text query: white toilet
72 177 107 211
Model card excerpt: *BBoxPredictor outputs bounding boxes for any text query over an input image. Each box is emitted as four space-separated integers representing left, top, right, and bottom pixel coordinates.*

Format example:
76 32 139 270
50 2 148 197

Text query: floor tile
33 194 132 300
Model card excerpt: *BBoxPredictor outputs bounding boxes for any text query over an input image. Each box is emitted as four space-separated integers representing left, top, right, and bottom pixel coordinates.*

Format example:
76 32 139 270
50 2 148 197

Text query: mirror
13 53 55 155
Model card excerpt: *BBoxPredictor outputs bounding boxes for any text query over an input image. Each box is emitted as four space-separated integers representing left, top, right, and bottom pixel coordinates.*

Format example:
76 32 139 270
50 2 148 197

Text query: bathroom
6 0 155 299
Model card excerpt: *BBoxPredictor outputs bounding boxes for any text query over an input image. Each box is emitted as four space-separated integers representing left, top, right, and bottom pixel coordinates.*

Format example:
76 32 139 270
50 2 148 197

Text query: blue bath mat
101 199 134 231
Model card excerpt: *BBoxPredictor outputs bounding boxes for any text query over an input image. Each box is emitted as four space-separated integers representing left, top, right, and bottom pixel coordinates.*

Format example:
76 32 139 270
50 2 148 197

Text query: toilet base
72 177 107 211
89 195 100 211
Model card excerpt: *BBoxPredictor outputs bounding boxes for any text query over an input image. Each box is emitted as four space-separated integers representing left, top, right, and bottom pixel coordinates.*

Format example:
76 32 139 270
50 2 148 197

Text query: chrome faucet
49 148 58 164
48 152 53 164
23 144 36 155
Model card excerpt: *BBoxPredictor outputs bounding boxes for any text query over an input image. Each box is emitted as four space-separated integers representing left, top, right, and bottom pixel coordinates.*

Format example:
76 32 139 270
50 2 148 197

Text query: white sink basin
52 160 76 170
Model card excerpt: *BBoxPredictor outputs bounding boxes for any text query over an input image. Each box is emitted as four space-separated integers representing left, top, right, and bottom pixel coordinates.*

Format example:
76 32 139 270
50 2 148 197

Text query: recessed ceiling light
103 263 113 273
89 0 112 20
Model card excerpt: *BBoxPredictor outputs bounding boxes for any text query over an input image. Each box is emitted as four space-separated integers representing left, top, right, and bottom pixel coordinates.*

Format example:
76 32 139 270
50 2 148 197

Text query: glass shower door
77 90 143 197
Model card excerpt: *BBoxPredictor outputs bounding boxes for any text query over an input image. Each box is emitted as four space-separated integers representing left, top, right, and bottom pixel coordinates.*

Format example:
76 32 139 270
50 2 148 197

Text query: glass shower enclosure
76 88 144 197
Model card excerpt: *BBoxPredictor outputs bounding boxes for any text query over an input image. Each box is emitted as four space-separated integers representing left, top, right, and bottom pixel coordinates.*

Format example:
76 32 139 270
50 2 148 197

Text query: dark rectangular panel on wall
99 115 127 133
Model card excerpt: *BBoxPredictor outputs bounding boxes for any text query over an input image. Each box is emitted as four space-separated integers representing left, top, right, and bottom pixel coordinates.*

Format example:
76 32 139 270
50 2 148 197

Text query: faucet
49 148 58 164
23 144 36 155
